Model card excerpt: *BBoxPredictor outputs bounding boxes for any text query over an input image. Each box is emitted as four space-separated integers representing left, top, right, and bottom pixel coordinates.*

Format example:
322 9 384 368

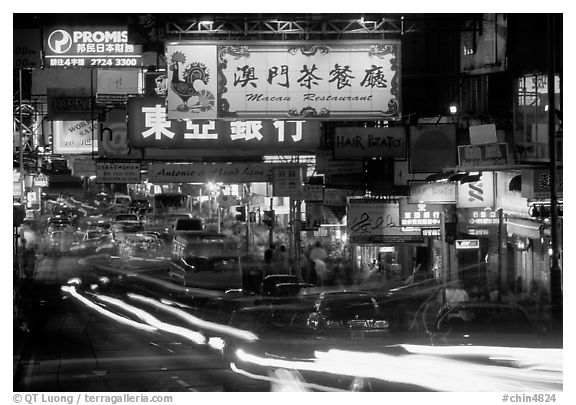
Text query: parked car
306 291 392 340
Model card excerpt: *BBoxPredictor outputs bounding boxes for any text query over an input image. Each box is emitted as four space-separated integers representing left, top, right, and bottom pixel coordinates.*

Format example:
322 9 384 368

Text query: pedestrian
309 241 327 262
274 245 290 274
264 244 276 275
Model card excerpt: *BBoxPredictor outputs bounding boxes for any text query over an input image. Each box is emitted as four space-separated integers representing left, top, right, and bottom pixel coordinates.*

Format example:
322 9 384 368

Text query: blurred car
111 213 143 233
69 228 116 255
261 274 305 296
43 230 76 255
129 198 150 214
409 300 543 347
118 232 164 259
260 282 316 306
306 291 391 340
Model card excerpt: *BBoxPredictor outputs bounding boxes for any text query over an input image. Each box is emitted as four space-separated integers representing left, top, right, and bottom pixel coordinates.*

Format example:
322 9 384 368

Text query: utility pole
547 14 562 325
19 69 25 205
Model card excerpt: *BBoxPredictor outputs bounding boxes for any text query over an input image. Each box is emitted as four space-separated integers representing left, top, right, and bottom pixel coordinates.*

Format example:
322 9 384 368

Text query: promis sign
43 26 143 68
127 96 321 153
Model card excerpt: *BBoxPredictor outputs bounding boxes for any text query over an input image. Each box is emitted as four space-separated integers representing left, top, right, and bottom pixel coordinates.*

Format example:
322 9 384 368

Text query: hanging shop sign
52 120 98 154
323 188 360 207
273 167 304 198
496 171 529 217
47 88 99 121
393 160 429 186
458 142 509 168
333 127 406 159
409 125 457 172
455 239 480 250
147 162 276 184
521 168 563 200
99 121 144 159
95 162 141 184
165 41 401 121
399 200 443 228
461 207 499 226
96 69 139 105
303 184 324 201
43 26 143 68
315 151 364 175
347 198 422 244
127 96 321 152
34 174 48 187
305 203 323 230
408 181 457 204
457 172 495 208
70 158 96 177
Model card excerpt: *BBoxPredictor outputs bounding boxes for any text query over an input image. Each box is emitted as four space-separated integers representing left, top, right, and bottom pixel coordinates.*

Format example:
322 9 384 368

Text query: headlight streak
96 294 206 345
399 344 563 372
128 293 259 341
229 363 344 392
233 347 562 392
60 286 157 332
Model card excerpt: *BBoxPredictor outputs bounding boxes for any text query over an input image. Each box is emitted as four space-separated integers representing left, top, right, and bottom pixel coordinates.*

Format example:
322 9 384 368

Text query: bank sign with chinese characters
43 26 143 68
165 41 401 120
127 97 320 152
399 200 443 228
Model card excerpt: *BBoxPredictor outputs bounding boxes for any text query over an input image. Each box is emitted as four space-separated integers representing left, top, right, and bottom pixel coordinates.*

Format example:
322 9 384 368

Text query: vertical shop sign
273 167 303 198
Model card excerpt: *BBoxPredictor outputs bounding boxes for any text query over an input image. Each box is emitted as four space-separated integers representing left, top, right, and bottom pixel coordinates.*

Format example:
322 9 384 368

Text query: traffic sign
455 239 480 249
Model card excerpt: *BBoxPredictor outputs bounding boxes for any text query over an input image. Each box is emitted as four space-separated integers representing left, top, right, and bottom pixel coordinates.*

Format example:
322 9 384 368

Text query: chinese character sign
43 26 143 68
273 167 304 198
399 200 444 228
127 96 320 152
166 41 401 120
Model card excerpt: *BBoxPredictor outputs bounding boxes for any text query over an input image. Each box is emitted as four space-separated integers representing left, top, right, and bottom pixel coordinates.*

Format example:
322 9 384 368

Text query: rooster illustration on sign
169 51 215 113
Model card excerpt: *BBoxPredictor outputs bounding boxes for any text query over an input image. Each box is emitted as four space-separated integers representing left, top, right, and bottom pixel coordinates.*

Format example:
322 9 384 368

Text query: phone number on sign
47 58 140 67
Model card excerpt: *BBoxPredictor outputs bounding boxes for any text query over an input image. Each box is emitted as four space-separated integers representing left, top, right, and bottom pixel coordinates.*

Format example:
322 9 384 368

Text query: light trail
128 293 259 341
61 286 156 332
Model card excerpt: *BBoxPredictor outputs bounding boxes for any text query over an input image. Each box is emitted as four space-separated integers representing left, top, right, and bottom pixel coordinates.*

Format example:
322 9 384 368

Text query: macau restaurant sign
43 26 143 68
165 41 401 121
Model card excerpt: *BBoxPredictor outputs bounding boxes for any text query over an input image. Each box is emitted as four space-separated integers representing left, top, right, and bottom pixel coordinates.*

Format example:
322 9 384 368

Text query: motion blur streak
128 293 259 341
229 363 344 392
235 348 562 391
60 286 157 332
96 294 206 345
80 259 222 297
399 344 563 372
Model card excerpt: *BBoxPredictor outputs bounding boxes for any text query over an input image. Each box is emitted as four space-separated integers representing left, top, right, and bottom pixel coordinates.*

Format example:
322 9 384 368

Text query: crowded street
12 11 564 396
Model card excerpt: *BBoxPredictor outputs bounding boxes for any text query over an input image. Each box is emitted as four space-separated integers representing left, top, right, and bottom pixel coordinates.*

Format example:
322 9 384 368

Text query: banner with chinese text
127 96 321 153
166 41 401 120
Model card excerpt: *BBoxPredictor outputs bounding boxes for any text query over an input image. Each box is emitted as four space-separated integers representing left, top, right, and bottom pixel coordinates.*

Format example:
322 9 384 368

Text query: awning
506 218 541 239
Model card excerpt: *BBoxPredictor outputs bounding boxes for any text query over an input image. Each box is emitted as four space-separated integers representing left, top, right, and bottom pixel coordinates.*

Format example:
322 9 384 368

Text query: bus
169 231 242 293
